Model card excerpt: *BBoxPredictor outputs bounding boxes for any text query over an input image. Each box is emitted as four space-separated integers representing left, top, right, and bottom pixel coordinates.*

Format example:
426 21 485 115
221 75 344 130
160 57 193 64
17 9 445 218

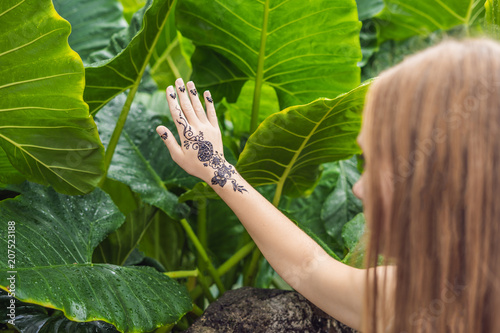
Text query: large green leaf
375 0 486 41
94 94 191 219
84 0 175 115
53 0 128 64
177 0 362 130
237 81 371 199
0 182 191 333
0 0 105 195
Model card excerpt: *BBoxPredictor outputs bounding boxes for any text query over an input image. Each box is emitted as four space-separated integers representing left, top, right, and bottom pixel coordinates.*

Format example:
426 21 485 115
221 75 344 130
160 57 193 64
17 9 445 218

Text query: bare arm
156 79 368 329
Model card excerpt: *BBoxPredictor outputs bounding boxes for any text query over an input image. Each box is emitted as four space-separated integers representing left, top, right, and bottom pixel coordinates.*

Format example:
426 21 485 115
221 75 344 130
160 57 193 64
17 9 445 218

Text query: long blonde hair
362 38 500 332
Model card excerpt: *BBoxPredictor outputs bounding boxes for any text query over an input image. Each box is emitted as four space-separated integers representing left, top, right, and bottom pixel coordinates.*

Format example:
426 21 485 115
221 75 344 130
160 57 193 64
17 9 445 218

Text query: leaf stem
250 0 270 133
196 267 215 302
190 241 256 300
217 241 256 276
164 269 199 279
243 247 262 286
197 198 207 250
191 303 204 316
179 218 226 294
100 85 139 185
273 181 284 207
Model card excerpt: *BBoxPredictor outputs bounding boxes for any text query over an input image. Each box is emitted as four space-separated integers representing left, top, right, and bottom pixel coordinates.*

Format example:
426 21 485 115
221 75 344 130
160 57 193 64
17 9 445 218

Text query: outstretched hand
156 78 247 193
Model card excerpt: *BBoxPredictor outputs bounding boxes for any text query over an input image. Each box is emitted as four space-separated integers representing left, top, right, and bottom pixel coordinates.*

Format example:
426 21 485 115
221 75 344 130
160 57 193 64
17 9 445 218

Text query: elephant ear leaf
0 182 192 332
237 81 371 201
0 0 105 195
177 0 362 131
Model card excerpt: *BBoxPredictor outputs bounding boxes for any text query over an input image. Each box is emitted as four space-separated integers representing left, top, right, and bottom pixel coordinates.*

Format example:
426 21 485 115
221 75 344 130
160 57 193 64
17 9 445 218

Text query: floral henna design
175 106 247 193
190 89 197 96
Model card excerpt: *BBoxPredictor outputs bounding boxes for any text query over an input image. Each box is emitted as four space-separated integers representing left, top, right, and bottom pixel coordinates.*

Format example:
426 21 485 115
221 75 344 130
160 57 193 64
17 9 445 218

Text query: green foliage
118 0 146 22
0 148 24 184
376 0 486 41
237 82 370 202
53 0 128 64
177 0 362 132
84 0 175 115
321 158 364 246
341 213 366 268
149 13 193 90
0 0 105 195
0 182 191 332
94 94 190 219
0 290 119 332
2 0 497 331
486 0 500 37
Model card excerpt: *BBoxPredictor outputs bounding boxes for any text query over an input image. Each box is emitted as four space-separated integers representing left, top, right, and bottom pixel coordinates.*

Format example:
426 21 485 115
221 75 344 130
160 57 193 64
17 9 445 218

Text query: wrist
203 161 247 194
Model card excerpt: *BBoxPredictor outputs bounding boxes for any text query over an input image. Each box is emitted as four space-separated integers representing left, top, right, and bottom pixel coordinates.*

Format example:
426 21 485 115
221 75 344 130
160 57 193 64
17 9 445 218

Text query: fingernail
206 96 213 103
176 78 185 92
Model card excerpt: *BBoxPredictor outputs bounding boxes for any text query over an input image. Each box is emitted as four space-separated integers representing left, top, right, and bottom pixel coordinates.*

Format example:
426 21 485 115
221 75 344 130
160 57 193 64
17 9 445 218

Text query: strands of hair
362 39 500 333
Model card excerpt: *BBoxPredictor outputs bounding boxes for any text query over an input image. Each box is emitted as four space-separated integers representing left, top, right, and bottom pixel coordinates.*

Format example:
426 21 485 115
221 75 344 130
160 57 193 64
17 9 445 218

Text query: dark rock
185 287 358 333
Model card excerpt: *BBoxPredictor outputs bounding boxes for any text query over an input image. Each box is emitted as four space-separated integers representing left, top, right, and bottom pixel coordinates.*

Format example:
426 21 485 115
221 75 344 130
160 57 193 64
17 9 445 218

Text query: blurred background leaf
53 0 128 64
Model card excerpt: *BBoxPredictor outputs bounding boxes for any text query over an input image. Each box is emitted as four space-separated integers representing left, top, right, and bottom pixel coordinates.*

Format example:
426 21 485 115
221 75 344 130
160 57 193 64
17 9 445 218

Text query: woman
156 38 500 332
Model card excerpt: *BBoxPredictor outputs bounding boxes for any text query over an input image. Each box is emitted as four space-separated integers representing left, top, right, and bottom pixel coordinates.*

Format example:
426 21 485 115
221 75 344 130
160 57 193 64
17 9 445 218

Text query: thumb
156 125 183 160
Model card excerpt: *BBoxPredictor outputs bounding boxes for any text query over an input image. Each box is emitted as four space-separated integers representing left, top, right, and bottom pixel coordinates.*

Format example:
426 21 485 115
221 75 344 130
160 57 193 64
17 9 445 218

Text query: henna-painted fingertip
176 78 186 92
156 126 169 140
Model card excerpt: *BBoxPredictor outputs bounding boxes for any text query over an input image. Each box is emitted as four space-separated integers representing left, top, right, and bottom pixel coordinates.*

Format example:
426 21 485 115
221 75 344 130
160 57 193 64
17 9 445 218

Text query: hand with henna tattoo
156 78 247 193
155 79 365 329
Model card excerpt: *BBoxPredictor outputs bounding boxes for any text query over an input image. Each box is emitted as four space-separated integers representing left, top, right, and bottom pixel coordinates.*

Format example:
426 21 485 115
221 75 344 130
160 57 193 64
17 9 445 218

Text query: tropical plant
0 0 497 332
